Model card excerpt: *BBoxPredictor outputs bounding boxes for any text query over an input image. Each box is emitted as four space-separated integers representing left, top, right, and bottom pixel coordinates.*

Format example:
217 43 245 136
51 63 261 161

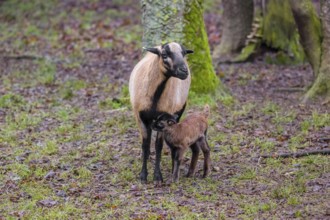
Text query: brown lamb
151 104 211 182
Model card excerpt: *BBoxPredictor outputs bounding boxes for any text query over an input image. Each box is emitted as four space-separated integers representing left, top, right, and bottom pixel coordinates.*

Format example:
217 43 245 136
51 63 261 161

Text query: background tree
212 0 254 63
290 0 330 102
214 0 330 101
141 0 225 93
213 0 304 64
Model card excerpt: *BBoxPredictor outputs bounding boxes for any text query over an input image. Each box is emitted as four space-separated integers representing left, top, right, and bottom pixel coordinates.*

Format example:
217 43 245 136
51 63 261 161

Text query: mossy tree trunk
289 0 322 76
302 0 330 102
141 0 224 93
212 0 254 63
214 0 305 64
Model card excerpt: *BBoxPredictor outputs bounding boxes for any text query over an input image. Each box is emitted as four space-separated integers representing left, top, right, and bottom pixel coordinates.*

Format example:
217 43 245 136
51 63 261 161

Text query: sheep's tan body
152 105 211 182
129 51 191 132
129 42 193 184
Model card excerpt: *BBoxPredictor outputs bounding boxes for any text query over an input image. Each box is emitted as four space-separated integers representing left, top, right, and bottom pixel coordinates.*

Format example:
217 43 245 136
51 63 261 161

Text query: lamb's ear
144 47 160 56
173 114 179 122
185 49 194 54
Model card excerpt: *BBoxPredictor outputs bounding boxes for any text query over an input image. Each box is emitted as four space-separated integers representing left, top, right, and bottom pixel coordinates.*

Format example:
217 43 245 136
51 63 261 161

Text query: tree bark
289 0 322 76
303 0 330 102
141 0 224 93
212 0 254 63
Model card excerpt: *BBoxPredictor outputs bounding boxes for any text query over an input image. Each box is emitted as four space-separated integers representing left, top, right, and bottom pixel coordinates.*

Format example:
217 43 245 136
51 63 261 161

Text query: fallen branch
2 55 44 60
260 149 330 158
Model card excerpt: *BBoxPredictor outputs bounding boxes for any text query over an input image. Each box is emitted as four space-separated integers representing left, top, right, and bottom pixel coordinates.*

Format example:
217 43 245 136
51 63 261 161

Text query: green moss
183 0 220 93
141 0 225 94
263 0 305 63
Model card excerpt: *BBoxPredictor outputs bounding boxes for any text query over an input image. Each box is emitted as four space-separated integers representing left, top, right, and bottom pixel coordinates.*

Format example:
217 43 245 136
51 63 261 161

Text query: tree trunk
215 0 305 64
289 0 322 76
212 0 254 63
303 0 330 102
141 0 224 93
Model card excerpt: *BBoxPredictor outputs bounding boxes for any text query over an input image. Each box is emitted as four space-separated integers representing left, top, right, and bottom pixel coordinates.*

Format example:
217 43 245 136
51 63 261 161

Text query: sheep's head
145 42 193 80
151 113 179 132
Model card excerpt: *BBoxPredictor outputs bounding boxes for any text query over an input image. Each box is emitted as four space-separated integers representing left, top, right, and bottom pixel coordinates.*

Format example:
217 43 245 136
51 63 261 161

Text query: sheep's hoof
202 173 209 178
154 180 163 187
139 172 148 184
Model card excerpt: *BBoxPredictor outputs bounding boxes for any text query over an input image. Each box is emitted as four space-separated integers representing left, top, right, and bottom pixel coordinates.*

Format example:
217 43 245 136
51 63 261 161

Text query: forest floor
0 0 329 219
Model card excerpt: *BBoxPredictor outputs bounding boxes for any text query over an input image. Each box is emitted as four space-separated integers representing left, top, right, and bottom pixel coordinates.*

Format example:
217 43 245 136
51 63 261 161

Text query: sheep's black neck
139 76 170 126
151 76 170 111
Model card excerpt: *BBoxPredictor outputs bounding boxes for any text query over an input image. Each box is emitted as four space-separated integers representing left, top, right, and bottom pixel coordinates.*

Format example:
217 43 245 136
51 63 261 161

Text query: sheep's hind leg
154 131 164 186
187 143 200 177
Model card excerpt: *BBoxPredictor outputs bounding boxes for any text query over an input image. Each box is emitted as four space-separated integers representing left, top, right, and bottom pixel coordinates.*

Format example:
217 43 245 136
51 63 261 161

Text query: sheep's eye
161 54 168 59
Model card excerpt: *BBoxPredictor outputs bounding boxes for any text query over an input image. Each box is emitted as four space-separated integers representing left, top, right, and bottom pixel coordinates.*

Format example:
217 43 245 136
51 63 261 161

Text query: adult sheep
129 42 193 184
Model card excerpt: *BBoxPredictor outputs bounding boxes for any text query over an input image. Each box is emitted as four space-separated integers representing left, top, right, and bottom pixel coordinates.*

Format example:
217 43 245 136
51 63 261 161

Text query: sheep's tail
203 104 210 118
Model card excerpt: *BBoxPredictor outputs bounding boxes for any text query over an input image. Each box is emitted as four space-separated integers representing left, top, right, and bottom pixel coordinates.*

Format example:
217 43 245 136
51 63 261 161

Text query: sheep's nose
178 66 188 73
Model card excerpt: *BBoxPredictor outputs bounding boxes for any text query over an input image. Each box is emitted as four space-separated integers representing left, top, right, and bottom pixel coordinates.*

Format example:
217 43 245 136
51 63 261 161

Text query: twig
260 149 330 159
2 55 44 60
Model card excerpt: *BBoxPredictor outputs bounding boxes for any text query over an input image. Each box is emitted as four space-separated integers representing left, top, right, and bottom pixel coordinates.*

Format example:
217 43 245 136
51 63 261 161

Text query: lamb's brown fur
152 105 211 182
129 42 193 184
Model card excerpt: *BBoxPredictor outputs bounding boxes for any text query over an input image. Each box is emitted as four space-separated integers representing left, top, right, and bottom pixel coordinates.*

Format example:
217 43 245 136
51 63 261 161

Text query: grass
0 0 329 219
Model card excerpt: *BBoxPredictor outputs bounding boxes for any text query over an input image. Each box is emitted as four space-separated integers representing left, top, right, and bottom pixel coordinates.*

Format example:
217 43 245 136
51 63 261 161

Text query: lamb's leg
187 143 200 177
171 147 175 173
154 131 164 185
173 148 184 182
199 137 211 178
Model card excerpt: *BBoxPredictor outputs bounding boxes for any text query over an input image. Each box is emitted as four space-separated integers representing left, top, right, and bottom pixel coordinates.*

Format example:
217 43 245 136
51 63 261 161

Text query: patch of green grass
271 179 306 200
74 166 92 180
288 133 308 151
232 103 255 118
259 201 277 212
6 111 44 130
255 138 276 152
287 196 300 205
272 111 297 124
0 93 26 109
311 111 330 129
35 60 56 85
59 78 87 100
0 0 56 22
300 120 311 133
235 168 257 181
7 162 32 180
42 140 59 155
261 101 280 115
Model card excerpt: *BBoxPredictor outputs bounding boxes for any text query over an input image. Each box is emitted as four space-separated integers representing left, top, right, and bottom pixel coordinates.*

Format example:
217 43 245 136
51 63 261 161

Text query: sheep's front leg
140 126 151 183
154 131 163 185
187 143 200 177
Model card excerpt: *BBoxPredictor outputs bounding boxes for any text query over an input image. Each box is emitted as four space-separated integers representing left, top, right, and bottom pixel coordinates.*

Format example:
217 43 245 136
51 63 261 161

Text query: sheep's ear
186 49 194 54
144 47 160 56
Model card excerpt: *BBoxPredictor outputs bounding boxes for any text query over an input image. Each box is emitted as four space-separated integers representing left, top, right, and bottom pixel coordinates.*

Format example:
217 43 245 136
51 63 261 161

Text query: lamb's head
151 113 179 132
145 42 193 80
